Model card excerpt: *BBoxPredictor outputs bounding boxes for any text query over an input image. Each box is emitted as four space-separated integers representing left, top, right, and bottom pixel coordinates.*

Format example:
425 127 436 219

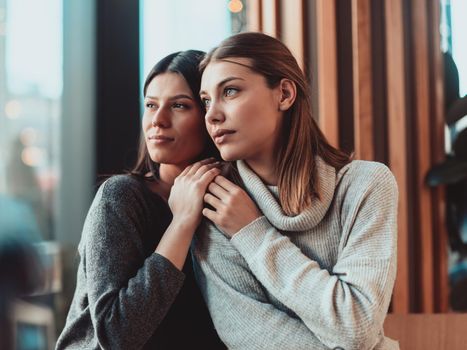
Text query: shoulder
334 160 398 221
337 160 398 196
96 174 151 206
100 174 145 196
87 174 155 221
80 175 154 250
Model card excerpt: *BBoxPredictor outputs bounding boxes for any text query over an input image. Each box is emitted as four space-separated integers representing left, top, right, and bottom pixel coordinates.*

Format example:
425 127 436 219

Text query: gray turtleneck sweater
193 158 399 350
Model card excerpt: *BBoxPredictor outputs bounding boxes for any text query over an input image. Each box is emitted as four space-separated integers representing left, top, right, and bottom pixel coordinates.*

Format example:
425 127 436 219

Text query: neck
245 155 278 186
159 163 185 185
244 137 282 185
149 163 185 200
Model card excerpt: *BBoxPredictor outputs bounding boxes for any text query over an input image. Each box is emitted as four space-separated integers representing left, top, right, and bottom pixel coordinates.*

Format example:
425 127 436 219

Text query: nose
151 107 170 128
205 101 225 126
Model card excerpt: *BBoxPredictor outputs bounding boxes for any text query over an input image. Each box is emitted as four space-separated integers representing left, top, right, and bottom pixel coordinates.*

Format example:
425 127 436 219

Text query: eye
172 102 188 109
224 87 239 97
145 102 157 109
202 98 211 110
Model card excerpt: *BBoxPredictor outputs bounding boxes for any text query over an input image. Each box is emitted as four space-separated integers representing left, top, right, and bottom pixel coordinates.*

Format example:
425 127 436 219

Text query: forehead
146 72 192 97
201 57 257 90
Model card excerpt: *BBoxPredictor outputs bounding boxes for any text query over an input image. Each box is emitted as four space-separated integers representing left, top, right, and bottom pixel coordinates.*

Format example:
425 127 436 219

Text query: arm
83 178 185 350
156 159 221 269
229 166 398 350
192 222 328 350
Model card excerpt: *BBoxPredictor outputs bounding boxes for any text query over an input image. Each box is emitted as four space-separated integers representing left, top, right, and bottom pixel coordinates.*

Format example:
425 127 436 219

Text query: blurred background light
20 128 39 146
5 100 21 119
21 147 45 167
228 0 243 13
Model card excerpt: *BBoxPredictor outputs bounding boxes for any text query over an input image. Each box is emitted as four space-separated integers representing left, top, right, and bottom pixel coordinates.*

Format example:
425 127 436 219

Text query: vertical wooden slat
432 189 449 312
370 0 388 164
246 0 262 32
428 0 449 313
335 1 355 154
384 0 411 314
261 0 279 38
412 0 435 313
316 0 339 148
280 0 306 70
351 0 374 160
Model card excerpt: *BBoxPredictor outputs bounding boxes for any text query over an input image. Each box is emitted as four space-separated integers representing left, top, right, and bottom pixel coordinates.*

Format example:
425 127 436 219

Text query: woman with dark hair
193 33 399 350
56 51 225 349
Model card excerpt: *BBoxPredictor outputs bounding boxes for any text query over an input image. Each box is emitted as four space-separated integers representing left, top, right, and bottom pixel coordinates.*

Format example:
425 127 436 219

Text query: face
143 72 206 168
200 58 283 162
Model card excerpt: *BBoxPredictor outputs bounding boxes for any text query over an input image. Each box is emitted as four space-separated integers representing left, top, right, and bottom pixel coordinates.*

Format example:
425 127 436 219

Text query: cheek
238 103 274 132
178 117 206 148
142 114 151 133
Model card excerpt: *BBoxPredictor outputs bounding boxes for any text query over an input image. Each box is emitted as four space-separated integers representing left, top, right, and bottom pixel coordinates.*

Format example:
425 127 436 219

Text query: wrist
170 216 199 233
231 215 263 237
155 220 194 270
234 214 262 235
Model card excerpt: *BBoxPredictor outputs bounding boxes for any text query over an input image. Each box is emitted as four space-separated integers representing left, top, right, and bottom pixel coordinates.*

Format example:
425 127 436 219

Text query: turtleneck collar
236 157 337 232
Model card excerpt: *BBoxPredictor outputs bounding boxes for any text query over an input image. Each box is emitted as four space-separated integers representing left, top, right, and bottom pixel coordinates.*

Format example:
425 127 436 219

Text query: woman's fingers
179 164 192 177
198 167 221 189
204 193 222 209
186 158 217 176
214 175 241 192
202 207 218 223
194 161 221 178
207 181 229 200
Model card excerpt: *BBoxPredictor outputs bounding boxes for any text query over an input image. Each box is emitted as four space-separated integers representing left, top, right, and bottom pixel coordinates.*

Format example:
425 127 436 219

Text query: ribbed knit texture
56 175 225 350
193 158 399 350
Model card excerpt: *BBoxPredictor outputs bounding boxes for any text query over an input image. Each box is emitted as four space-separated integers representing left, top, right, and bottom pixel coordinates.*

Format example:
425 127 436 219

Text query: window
0 0 62 243
140 0 247 83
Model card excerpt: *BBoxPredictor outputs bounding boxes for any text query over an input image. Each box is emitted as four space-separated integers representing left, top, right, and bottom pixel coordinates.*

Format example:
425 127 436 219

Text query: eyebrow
199 76 245 96
145 94 193 101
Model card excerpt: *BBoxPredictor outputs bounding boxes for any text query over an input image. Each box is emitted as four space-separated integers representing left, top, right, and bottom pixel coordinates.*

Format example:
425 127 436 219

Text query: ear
278 78 297 111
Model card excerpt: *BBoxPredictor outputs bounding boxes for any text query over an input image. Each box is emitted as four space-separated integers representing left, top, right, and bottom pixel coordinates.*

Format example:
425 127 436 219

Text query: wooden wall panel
384 314 467 349
351 0 374 160
384 0 411 314
427 0 449 313
246 0 262 32
335 0 355 155
261 0 280 37
279 0 307 70
316 0 339 148
411 0 435 313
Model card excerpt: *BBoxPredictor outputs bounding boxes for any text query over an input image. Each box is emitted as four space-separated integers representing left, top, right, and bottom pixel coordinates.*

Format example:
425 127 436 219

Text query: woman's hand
168 158 221 230
202 175 262 237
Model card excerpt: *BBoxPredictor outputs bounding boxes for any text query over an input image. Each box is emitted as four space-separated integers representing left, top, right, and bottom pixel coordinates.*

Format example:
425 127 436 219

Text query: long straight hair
200 32 351 215
131 50 219 180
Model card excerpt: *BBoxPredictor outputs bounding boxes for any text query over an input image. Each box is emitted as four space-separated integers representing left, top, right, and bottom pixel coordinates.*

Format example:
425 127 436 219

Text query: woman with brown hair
193 32 399 350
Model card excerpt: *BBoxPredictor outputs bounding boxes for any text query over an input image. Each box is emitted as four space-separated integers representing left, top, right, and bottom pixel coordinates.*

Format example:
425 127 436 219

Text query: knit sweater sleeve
230 164 398 350
192 223 327 350
82 176 185 349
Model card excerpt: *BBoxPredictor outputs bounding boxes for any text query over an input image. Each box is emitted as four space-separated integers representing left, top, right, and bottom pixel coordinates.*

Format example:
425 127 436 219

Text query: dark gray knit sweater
56 175 224 350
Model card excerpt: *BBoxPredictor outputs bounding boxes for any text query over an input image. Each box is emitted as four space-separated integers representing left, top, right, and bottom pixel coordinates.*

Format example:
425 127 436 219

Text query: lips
148 134 174 144
212 129 236 144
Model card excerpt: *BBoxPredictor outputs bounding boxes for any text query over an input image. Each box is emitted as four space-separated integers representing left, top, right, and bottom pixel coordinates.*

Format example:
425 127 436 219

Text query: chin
149 151 169 164
219 149 242 162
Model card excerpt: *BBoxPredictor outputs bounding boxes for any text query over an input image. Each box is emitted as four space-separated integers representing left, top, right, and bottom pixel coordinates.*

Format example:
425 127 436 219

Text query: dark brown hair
200 32 351 215
131 50 219 180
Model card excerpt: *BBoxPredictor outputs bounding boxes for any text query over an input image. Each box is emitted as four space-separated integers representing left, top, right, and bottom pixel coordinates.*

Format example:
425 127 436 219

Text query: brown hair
131 50 219 180
200 32 350 215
